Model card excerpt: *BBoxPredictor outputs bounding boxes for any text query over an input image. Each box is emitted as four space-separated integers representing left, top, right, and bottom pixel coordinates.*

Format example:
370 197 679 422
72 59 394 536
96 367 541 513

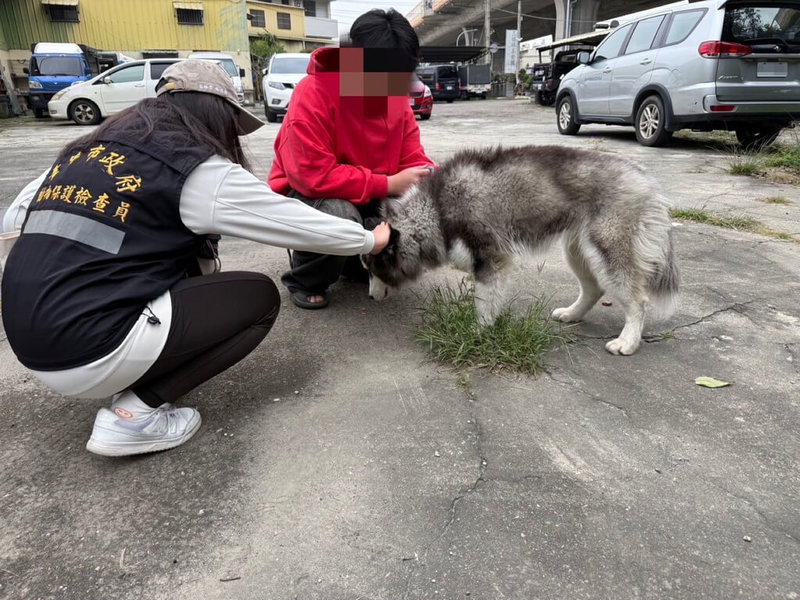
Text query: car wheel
446 99 454 103
735 126 781 151
69 100 101 126
33 107 48 119
266 107 278 123
635 96 673 147
420 113 431 120
556 96 580 135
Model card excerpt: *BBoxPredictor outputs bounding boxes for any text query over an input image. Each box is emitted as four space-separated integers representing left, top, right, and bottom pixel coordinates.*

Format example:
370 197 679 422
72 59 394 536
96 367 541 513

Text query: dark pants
281 191 380 296
131 271 280 408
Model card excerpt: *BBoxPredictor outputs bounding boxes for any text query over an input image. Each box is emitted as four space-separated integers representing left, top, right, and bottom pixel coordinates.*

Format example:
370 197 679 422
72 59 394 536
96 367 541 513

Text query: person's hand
369 222 391 255
387 165 433 196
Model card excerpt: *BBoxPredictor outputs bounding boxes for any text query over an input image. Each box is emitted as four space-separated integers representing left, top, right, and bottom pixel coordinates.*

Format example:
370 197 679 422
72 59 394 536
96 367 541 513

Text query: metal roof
532 30 611 53
418 45 488 64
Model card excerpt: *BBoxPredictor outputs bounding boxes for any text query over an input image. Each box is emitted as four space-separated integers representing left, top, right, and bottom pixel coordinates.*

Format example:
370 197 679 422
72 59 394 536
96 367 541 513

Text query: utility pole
484 0 491 70
516 0 522 83
484 0 491 54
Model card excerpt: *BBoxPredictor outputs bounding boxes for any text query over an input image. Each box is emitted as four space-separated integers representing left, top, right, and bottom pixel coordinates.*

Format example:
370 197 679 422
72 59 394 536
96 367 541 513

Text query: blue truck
23 42 95 118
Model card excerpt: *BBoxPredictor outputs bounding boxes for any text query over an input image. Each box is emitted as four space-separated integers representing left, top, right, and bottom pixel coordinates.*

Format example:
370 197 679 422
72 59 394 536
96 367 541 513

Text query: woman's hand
386 165 433 196
369 222 391 255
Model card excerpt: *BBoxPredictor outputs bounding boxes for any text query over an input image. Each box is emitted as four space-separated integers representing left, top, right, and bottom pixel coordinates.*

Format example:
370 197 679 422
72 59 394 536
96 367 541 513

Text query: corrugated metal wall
0 0 249 53
0 18 8 52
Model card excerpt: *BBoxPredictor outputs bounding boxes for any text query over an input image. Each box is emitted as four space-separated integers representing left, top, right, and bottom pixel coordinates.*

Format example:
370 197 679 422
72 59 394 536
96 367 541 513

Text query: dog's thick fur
363 145 679 355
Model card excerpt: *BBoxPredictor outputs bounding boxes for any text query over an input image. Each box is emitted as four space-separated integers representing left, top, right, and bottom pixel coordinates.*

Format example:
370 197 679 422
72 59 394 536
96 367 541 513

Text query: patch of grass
760 196 791 205
726 141 800 184
729 154 764 176
670 208 758 230
416 282 572 376
670 208 796 241
762 146 800 170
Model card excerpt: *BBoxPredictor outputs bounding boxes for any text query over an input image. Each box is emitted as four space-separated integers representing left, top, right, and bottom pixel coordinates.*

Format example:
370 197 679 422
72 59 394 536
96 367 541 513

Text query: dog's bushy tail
647 227 680 319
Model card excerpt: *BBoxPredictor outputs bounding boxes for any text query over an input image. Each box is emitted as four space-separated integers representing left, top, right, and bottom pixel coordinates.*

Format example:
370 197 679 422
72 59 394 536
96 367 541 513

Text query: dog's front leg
472 256 509 327
473 281 501 326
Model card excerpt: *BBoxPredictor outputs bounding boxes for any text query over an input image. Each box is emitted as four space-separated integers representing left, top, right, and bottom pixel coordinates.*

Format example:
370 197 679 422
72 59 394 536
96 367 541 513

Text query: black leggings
131 271 280 408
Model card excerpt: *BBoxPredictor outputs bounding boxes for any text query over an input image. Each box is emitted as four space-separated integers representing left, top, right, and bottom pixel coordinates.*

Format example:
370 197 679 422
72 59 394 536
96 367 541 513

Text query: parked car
262 52 311 123
47 58 181 125
409 72 433 120
556 0 800 148
531 47 597 106
417 65 460 103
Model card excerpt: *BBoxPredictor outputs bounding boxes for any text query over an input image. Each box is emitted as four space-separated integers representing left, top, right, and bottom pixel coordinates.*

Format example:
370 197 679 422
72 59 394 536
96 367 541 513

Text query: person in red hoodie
269 8 436 309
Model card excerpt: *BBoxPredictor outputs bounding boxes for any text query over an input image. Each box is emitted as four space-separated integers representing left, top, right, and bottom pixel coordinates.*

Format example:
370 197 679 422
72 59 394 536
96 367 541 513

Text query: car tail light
436 82 441 91
698 41 752 58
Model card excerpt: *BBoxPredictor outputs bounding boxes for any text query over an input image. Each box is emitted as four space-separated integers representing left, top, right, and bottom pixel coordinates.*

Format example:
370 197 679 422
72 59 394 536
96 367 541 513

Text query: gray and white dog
362 145 680 355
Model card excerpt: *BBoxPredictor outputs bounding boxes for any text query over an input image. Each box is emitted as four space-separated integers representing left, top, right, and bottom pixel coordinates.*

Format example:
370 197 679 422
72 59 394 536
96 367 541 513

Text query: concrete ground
0 99 798 600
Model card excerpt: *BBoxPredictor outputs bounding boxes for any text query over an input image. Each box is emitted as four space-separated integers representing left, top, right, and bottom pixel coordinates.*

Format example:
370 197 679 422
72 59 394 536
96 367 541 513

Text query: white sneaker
86 391 201 457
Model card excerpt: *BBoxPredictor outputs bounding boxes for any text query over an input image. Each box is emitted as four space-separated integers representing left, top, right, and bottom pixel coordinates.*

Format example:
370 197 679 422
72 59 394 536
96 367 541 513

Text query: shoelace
146 404 188 435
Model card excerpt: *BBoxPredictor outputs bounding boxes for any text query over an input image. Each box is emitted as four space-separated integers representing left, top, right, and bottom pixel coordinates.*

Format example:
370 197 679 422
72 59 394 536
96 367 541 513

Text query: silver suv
556 0 800 148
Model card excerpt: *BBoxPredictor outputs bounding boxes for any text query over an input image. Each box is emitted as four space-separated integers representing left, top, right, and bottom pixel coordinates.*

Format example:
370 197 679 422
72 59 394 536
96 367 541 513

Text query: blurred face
338 47 413 97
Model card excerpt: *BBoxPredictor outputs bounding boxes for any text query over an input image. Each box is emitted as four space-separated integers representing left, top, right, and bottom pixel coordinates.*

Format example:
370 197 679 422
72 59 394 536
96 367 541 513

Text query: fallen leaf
695 376 731 388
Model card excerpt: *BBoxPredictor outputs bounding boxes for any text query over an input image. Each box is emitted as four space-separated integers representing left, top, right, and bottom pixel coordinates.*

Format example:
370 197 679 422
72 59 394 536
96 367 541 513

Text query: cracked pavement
1 100 799 599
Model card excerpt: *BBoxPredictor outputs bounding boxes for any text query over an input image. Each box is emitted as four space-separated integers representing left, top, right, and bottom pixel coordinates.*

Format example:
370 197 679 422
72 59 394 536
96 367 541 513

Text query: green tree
250 33 285 101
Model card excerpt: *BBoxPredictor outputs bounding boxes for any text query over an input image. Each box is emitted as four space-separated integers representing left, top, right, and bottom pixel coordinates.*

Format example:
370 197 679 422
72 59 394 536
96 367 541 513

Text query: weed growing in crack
670 208 795 241
416 281 573 376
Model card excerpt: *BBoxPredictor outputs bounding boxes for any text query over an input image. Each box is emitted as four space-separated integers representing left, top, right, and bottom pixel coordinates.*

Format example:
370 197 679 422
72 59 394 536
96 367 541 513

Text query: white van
262 53 311 122
188 51 245 103
48 58 182 125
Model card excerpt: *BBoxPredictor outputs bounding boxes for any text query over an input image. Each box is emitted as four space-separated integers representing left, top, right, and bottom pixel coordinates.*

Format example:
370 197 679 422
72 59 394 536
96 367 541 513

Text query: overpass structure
408 0 684 67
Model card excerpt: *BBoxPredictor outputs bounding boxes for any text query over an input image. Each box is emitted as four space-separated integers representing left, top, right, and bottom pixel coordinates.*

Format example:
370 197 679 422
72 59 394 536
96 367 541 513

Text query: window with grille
177 8 203 26
47 6 79 23
250 9 266 28
277 12 291 29
303 1 316 17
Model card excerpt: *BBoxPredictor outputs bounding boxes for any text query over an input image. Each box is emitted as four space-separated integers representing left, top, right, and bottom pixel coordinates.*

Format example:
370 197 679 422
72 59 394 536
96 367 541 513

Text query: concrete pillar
572 0 600 35
552 0 601 40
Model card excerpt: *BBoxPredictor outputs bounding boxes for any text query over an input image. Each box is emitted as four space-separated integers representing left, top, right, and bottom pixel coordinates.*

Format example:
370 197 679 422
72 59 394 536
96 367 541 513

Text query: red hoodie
268 47 434 205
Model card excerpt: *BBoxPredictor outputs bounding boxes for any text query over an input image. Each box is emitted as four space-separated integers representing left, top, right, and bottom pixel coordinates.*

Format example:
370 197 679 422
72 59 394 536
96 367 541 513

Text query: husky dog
362 145 679 355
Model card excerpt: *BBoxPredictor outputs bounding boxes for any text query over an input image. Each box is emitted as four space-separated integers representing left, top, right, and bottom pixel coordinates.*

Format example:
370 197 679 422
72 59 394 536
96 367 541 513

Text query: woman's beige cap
156 59 263 134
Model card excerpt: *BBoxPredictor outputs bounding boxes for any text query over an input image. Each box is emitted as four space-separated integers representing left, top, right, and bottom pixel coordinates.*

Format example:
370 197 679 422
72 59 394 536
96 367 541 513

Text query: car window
664 9 706 46
417 70 434 85
625 15 665 54
217 59 238 77
593 23 633 60
436 66 458 78
33 56 83 76
149 62 175 80
723 5 800 44
270 56 310 74
106 64 145 84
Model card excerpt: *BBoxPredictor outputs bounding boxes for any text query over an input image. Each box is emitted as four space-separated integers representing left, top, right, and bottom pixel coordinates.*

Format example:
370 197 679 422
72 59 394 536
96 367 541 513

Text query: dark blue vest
2 135 213 370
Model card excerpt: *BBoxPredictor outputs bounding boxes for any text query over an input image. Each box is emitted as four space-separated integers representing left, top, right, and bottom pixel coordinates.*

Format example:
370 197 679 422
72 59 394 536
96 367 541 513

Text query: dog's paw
475 311 496 328
605 337 640 356
551 307 581 322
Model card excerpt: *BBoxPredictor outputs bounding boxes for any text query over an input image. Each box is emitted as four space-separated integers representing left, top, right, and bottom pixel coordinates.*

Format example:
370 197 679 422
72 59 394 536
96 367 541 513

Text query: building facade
247 0 337 53
0 0 337 107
